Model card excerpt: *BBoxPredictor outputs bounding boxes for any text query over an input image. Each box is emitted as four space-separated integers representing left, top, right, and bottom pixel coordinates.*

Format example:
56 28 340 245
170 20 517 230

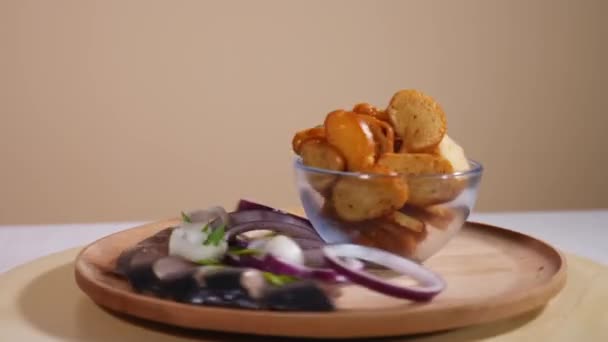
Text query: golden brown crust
386 211 425 234
406 178 466 207
292 127 325 154
300 139 345 193
356 114 395 158
331 166 408 222
376 152 460 206
377 152 454 175
352 103 391 122
352 222 417 258
324 110 376 172
402 144 440 155
300 139 345 171
387 89 447 152
400 204 470 231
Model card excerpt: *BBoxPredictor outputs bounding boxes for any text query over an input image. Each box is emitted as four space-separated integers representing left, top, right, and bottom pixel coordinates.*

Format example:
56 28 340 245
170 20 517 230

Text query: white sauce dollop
262 235 304 265
168 223 227 262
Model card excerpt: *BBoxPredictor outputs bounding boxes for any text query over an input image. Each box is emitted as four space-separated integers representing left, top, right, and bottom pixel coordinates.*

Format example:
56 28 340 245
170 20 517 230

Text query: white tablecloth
1 210 606 273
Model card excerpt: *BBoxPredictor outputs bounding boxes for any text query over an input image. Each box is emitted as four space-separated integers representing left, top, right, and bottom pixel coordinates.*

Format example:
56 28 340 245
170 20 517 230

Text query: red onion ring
229 209 317 233
186 206 229 226
225 253 348 283
263 254 346 283
234 201 315 229
236 199 309 223
226 221 322 245
303 248 364 270
290 237 325 250
323 244 445 301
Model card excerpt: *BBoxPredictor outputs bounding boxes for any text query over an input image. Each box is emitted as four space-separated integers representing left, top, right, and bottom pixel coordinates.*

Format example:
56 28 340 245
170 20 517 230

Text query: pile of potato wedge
292 89 471 256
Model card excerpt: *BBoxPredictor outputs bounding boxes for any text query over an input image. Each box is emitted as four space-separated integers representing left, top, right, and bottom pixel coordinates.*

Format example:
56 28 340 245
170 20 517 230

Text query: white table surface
1 210 606 273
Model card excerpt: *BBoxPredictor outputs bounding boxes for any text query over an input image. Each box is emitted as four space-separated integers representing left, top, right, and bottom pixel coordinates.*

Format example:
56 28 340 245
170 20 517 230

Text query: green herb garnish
262 272 297 286
203 224 226 246
202 224 210 233
228 248 262 256
181 211 192 223
196 258 222 266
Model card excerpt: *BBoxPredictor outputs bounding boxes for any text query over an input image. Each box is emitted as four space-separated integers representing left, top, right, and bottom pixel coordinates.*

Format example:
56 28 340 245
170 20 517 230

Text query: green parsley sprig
181 211 192 223
203 224 226 246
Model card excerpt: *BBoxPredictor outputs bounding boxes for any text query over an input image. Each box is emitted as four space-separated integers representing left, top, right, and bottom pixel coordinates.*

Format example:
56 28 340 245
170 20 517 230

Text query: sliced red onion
226 221 322 244
323 244 445 301
291 237 325 250
230 237 249 249
228 209 316 231
304 248 364 270
236 199 283 212
263 254 346 283
303 249 326 268
186 206 229 227
233 201 313 229
225 253 348 283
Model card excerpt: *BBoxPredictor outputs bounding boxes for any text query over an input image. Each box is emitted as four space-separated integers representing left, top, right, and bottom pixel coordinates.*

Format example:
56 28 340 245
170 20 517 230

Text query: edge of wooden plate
74 221 567 339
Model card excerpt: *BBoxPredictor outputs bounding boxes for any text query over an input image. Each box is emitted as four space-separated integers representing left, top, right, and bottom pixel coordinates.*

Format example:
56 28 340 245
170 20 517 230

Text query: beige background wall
1 0 607 224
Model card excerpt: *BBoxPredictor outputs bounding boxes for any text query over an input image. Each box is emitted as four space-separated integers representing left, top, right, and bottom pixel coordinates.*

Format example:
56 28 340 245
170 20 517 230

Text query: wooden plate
74 220 567 339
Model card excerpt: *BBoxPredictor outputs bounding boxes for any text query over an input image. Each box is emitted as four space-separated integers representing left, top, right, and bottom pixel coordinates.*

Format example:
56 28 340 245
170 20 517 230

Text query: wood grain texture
1 245 607 341
70 220 566 338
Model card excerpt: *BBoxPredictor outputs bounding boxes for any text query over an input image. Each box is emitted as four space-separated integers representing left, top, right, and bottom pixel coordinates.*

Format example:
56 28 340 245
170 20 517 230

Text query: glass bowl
294 158 483 262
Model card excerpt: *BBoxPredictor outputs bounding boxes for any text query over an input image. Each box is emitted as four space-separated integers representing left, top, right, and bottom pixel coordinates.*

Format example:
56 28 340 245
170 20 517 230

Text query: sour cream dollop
169 223 227 262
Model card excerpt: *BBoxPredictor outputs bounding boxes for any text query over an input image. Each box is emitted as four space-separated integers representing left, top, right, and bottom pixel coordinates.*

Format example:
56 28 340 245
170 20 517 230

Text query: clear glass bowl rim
294 157 483 180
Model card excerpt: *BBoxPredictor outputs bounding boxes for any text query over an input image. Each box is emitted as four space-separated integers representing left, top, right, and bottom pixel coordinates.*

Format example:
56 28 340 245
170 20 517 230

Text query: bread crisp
292 126 325 154
352 103 391 122
386 211 425 233
353 222 417 258
331 166 408 222
377 152 454 175
387 89 447 152
300 139 345 193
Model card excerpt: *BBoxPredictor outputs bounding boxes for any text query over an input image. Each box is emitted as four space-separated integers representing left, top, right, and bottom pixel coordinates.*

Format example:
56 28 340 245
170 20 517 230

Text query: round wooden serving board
71 220 567 339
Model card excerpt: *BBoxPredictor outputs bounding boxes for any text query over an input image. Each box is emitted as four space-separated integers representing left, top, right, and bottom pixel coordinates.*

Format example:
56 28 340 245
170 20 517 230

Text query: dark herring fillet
115 228 335 312
115 227 173 276
125 256 198 297
177 267 266 309
261 280 335 311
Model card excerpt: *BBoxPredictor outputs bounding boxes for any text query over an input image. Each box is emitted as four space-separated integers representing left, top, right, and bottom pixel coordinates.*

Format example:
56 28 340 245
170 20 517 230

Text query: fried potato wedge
324 110 376 171
292 126 325 154
387 89 446 152
331 166 408 222
352 102 391 122
377 152 454 175
300 139 345 193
